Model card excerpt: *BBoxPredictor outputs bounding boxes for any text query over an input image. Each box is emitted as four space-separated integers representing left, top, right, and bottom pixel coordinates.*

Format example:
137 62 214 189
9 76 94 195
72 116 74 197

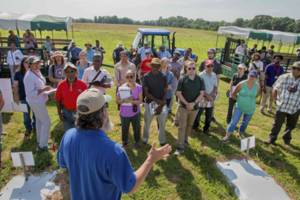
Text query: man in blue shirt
68 42 82 65
58 88 171 200
260 54 284 113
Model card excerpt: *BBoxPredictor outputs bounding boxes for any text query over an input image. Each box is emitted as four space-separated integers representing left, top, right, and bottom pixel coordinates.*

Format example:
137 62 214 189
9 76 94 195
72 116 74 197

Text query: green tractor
215 26 300 78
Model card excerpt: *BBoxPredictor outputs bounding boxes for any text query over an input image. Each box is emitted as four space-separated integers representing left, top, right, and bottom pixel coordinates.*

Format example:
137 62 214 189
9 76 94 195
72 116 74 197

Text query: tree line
74 15 300 33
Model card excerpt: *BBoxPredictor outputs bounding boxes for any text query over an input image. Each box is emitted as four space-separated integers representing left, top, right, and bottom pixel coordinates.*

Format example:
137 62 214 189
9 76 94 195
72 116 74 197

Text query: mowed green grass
1 23 300 200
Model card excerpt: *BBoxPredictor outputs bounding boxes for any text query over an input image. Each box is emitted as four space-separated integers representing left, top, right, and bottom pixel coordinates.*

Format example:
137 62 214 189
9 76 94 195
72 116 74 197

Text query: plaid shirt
274 73 300 114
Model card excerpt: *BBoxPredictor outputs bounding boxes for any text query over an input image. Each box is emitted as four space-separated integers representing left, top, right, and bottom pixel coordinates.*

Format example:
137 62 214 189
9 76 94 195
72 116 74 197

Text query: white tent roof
218 26 300 44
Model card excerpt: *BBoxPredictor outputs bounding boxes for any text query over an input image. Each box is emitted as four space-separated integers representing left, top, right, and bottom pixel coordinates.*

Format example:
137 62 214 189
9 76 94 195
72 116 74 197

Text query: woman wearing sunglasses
55 62 88 132
116 70 143 148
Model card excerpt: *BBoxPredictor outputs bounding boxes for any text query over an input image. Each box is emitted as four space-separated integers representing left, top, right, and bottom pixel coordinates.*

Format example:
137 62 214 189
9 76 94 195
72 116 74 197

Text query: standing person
76 51 91 80
139 50 153 80
13 56 36 138
55 63 87 132
160 58 174 111
85 43 95 63
82 54 113 94
24 56 52 151
114 51 136 87
23 29 37 49
142 58 168 146
199 48 222 122
235 40 247 56
48 51 65 87
169 50 183 110
116 70 143 148
93 40 105 55
223 70 259 141
57 88 172 200
157 45 171 59
174 61 205 155
226 64 248 124
265 62 300 145
0 89 4 167
138 42 152 61
6 42 24 80
178 49 193 66
260 55 284 113
193 60 218 134
296 49 300 61
113 43 125 64
8 30 20 47
68 42 82 65
249 53 265 94
249 44 258 57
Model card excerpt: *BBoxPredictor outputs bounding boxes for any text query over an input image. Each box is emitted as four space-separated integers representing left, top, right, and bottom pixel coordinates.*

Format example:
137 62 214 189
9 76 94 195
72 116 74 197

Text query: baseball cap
77 88 111 115
292 61 300 69
64 62 77 71
27 56 41 65
248 70 258 78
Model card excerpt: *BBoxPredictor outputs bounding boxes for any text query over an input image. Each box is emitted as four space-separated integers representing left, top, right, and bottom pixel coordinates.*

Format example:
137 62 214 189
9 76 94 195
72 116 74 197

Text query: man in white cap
58 88 171 200
55 62 87 131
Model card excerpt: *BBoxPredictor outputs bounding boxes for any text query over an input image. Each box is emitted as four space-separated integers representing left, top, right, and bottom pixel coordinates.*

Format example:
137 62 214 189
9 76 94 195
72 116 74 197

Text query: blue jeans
21 100 36 132
227 106 253 134
62 109 76 132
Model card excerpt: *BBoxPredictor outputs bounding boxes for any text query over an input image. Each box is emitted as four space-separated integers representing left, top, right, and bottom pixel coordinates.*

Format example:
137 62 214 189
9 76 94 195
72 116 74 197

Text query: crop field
0 23 300 200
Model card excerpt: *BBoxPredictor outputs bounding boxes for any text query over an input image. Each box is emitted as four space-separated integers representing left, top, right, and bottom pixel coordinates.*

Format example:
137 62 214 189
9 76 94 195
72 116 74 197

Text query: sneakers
174 149 184 156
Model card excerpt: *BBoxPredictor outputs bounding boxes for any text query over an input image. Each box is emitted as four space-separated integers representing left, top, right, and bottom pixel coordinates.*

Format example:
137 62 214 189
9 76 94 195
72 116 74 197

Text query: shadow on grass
2 113 13 124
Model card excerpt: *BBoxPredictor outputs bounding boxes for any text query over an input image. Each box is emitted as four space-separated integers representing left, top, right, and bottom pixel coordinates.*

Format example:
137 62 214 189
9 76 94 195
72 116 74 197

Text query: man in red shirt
56 62 88 131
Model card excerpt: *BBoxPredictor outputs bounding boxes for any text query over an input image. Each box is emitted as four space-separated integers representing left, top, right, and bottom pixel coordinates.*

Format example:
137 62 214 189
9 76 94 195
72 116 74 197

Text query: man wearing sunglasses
55 62 88 131
174 61 205 155
266 61 300 145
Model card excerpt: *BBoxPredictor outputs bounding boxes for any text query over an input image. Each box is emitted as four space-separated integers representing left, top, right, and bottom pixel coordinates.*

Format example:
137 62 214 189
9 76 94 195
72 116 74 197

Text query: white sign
0 78 13 112
11 152 35 167
241 136 256 151
118 86 131 100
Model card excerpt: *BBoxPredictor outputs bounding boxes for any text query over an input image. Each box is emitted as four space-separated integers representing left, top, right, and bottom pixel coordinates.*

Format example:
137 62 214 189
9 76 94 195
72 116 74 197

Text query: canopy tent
218 26 300 44
0 12 72 32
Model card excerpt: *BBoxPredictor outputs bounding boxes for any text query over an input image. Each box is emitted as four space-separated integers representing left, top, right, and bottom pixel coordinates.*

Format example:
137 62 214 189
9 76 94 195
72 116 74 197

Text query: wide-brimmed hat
51 51 64 59
150 58 161 67
292 61 300 69
77 88 111 115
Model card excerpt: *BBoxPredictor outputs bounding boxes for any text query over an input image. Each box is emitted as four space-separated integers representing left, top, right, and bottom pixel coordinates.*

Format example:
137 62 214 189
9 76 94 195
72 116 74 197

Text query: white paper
12 102 28 113
241 136 256 151
0 78 14 112
11 152 35 167
119 86 131 100
43 88 57 95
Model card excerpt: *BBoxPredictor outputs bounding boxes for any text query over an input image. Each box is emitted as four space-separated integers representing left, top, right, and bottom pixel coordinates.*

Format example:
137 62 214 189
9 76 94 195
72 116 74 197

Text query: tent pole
39 30 42 39
66 31 68 39
71 24 74 39
215 34 219 48
52 30 54 39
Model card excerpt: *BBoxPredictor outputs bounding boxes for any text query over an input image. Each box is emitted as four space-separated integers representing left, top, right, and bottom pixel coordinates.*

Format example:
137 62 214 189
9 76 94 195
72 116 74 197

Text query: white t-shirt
249 60 264 72
235 45 246 56
24 70 48 104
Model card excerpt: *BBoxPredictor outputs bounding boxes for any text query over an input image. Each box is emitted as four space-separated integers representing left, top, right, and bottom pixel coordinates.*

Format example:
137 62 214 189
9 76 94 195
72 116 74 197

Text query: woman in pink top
116 70 143 148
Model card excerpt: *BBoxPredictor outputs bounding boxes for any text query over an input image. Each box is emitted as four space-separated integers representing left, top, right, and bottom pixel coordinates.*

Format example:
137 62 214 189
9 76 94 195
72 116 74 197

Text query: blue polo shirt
265 64 284 87
58 128 136 200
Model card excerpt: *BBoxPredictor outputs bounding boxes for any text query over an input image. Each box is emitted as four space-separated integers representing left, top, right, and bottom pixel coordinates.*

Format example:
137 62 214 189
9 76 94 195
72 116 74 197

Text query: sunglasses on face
206 65 213 68
188 67 195 71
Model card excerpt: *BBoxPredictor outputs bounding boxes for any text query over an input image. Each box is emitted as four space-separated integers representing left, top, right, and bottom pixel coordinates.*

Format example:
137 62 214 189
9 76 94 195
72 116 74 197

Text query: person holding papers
13 56 36 138
116 70 143 148
24 56 53 151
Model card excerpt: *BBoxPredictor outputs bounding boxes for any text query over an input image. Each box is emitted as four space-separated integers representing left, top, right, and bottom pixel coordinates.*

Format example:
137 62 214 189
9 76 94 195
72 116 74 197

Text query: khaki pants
177 106 197 149
260 86 273 111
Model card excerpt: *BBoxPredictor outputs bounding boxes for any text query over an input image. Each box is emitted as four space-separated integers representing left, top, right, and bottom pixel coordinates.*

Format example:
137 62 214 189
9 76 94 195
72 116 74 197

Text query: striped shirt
274 73 300 114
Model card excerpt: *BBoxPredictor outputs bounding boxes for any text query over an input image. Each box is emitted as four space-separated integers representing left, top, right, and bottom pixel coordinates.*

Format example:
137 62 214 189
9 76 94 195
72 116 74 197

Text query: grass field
1 23 300 200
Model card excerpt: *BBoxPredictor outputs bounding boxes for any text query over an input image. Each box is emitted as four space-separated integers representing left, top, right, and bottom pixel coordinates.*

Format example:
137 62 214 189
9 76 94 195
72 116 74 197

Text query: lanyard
31 70 46 84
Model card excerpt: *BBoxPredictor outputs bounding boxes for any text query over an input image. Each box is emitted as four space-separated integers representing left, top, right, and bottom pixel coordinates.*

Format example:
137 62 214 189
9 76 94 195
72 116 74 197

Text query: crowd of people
0 34 299 199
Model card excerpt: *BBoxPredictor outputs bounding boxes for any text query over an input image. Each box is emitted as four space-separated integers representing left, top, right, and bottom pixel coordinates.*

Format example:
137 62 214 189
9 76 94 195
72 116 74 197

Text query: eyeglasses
292 67 300 71
187 67 195 71
126 75 134 79
206 65 213 68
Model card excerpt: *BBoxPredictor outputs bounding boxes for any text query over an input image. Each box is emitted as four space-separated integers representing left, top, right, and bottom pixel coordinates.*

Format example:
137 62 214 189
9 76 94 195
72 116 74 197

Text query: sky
1 0 299 22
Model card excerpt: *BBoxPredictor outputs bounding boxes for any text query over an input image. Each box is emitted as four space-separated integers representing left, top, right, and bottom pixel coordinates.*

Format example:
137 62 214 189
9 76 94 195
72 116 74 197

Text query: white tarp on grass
217 159 290 200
